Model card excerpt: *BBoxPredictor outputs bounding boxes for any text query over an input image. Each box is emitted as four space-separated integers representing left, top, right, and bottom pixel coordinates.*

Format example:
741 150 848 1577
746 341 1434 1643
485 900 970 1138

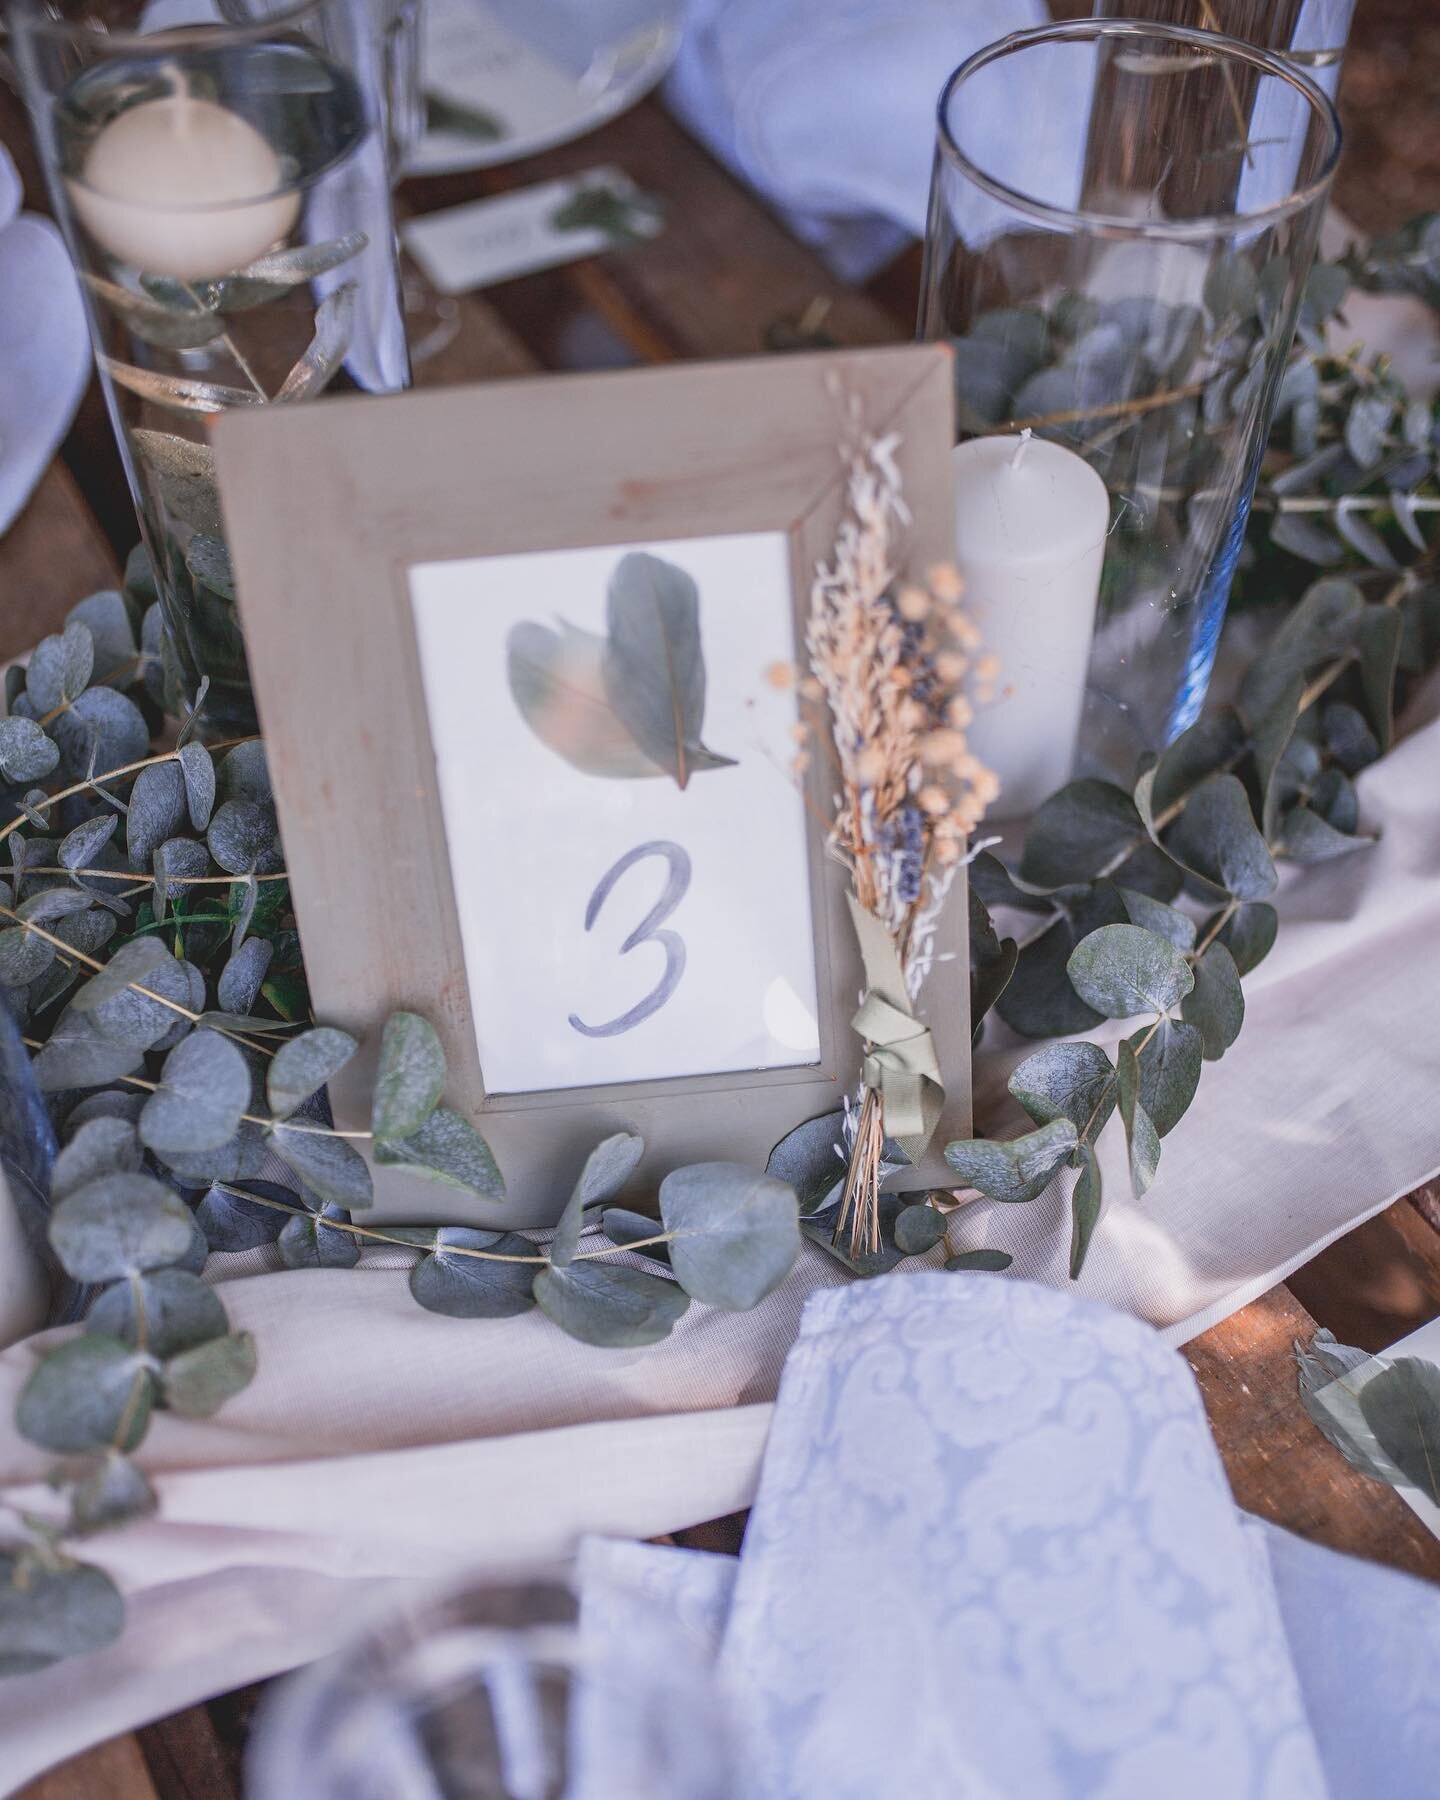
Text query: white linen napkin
576 1279 1440 1800
0 146 91 539
666 0 1047 278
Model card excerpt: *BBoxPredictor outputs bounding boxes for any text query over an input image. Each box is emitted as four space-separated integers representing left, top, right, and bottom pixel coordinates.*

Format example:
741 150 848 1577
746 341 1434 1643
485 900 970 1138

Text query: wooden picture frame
214 344 970 1227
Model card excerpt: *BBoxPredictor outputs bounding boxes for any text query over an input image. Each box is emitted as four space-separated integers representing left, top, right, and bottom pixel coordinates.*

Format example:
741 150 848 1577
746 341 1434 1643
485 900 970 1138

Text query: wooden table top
5 67 1440 1800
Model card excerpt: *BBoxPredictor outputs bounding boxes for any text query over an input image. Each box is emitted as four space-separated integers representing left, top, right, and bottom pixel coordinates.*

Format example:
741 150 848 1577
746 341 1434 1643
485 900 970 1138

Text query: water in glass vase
56 39 409 733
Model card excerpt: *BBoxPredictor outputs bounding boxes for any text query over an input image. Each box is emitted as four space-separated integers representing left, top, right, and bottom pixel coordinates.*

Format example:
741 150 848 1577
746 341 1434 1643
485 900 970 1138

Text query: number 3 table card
214 347 970 1226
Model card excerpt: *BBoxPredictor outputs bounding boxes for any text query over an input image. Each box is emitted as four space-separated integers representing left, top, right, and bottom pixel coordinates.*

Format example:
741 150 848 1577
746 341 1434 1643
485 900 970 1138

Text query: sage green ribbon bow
846 894 944 1166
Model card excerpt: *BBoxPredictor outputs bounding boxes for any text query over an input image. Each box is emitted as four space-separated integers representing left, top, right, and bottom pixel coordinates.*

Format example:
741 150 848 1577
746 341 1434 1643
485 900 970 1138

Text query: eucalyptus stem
1 906 278 1060
211 1183 675 1264
0 737 262 849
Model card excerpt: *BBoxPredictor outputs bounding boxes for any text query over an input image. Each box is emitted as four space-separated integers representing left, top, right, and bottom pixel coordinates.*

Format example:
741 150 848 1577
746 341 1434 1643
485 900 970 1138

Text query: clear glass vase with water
12 0 411 735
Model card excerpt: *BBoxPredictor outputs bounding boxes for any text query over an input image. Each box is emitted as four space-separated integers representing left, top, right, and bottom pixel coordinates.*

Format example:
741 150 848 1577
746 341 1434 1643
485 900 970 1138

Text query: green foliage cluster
0 574 801 1674
946 565 1429 1278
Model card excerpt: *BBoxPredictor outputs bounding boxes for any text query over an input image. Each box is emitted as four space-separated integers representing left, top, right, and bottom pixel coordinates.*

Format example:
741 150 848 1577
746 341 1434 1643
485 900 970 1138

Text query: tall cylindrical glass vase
918 20 1339 807
11 0 412 734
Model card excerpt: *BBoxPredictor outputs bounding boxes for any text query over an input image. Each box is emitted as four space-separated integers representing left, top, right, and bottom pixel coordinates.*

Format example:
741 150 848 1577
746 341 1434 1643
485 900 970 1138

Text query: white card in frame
214 345 970 1228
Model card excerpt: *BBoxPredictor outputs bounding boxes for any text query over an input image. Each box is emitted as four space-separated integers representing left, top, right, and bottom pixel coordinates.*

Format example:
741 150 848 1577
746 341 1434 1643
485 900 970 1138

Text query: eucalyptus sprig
0 575 803 1675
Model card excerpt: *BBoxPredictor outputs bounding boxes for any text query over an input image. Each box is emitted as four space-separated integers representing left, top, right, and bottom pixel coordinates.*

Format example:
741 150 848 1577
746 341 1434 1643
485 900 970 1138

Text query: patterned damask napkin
580 1274 1432 1800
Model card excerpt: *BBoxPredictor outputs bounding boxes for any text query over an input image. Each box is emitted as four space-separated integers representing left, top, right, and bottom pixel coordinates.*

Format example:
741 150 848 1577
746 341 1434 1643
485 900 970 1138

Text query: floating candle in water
952 431 1110 819
70 88 300 281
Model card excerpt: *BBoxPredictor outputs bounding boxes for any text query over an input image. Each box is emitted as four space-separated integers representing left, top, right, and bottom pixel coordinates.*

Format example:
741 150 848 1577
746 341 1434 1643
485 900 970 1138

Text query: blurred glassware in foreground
247 1573 735 1799
919 20 1340 798
10 0 411 736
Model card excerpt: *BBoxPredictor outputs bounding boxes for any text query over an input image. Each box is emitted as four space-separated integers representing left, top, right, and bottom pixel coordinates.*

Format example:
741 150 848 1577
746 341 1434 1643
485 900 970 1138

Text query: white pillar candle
70 92 300 281
952 432 1109 820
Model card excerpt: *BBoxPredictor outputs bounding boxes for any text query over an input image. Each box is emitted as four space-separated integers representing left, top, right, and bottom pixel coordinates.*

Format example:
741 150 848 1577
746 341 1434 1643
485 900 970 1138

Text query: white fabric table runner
0 693 1437 1789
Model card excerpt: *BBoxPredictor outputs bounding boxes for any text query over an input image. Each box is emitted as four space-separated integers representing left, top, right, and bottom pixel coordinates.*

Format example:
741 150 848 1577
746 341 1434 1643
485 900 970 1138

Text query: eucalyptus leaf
533 1258 688 1348
552 1132 645 1266
409 1228 537 1319
1116 1041 1161 1198
601 553 736 788
126 761 186 871
195 1179 293 1252
207 800 282 876
50 687 150 786
278 1207 360 1269
153 837 210 923
162 1332 256 1418
1066 923 1194 1019
1351 604 1404 753
26 621 94 714
59 812 119 875
1164 775 1277 900
373 1106 502 1199
67 1452 157 1536
996 884 1128 1039
87 1268 228 1359
267 1025 356 1119
1118 887 1196 951
1007 1040 1116 1140
1069 1141 1102 1279
275 282 356 402
0 1554 125 1676
133 431 222 536
18 888 93 927
1280 806 1369 863
49 1172 195 1281
371 1012 445 1141
764 1110 846 1215
156 1120 268 1186
1216 901 1278 975
222 231 367 297
0 926 55 988
83 272 224 348
217 937 274 1017
801 1192 911 1278
1355 1359 1440 1502
894 1202 948 1255
944 1119 1078 1205
270 1123 374 1211
51 1116 142 1203
216 741 272 805
1129 1018 1204 1136
1178 945 1243 1060
0 717 60 785
176 741 217 830
31 1006 145 1092
1322 701 1380 775
102 357 262 416
945 1248 1014 1273
659 1163 800 1309
969 887 1018 1041
601 1207 671 1264
140 1030 249 1155
1018 780 1144 889
1296 1336 1405 1485
16 1336 153 1453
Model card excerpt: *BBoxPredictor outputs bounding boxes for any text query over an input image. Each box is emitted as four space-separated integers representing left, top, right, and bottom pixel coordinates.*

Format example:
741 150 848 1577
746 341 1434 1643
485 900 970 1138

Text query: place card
400 168 663 294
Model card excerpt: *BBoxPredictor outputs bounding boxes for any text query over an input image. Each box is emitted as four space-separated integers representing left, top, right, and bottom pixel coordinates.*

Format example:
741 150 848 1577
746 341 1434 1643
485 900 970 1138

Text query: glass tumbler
246 1574 737 1799
918 20 1340 793
10 0 412 736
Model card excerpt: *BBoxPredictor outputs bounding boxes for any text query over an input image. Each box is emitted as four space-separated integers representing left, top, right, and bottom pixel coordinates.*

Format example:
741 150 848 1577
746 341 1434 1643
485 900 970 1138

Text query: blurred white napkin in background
667 0 1046 278
0 145 91 538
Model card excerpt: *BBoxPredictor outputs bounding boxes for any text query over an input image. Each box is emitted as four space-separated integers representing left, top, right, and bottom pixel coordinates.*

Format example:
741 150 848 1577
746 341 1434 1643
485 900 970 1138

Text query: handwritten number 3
568 841 691 1039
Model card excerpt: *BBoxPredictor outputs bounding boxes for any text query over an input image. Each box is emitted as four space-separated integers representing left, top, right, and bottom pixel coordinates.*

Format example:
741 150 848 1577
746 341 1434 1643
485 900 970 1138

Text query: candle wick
1009 428 1034 471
